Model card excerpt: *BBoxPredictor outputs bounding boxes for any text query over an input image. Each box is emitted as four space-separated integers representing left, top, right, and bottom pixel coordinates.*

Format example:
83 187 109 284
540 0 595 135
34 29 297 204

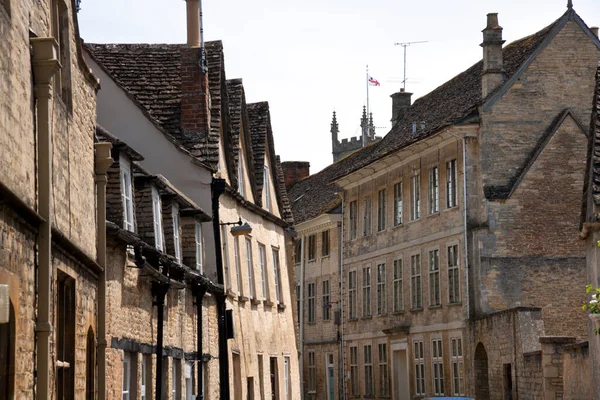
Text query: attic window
51 0 72 109
263 165 271 212
172 203 181 263
151 186 164 251
238 162 245 197
119 155 135 232
195 222 204 272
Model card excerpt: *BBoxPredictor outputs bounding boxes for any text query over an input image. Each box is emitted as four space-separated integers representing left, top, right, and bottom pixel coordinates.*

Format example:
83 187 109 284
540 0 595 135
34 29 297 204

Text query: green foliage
582 284 600 335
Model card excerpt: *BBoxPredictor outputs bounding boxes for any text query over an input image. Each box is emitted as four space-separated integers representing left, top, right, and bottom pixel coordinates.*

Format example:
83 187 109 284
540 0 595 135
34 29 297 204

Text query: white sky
79 0 599 174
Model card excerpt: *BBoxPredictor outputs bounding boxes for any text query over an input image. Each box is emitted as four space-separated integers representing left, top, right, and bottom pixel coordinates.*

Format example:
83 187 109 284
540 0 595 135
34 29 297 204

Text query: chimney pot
591 27 599 39
186 0 201 48
486 13 499 29
390 90 412 127
481 12 505 98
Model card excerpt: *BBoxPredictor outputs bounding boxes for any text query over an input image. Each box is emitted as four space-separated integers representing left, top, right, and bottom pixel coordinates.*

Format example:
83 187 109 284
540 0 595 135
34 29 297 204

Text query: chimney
180 46 209 145
591 27 599 39
281 161 310 191
390 88 412 127
481 13 505 98
186 0 200 48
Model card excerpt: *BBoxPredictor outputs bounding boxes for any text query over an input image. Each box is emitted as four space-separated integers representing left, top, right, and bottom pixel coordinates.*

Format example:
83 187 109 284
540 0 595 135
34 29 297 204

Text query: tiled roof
205 41 228 169
226 79 244 189
289 15 563 225
248 102 269 203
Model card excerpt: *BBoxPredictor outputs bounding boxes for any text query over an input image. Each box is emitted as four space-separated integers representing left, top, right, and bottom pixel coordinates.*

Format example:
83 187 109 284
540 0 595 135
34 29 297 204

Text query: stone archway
474 342 490 400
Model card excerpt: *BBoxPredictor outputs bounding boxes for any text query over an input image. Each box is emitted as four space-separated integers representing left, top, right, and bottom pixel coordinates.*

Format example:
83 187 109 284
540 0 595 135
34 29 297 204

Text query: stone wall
520 351 543 399
562 342 592 400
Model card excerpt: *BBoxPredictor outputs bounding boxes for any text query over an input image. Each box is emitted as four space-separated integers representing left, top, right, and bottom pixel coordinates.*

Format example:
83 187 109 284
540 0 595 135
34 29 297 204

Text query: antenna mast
394 41 428 90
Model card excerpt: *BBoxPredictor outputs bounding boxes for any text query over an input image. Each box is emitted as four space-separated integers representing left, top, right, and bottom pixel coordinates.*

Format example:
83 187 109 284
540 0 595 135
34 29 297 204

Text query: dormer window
119 154 134 232
263 165 271 212
151 186 164 251
172 203 181 263
238 162 245 197
195 222 204 272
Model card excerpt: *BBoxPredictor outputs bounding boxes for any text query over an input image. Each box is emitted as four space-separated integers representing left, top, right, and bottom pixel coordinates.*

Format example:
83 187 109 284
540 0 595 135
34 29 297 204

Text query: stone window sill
348 318 358 322
410 307 423 313
263 300 275 307
277 303 287 312
448 301 462 307
429 304 442 309
226 289 237 299
251 298 261 306
392 310 404 315
361 315 372 320
238 295 249 303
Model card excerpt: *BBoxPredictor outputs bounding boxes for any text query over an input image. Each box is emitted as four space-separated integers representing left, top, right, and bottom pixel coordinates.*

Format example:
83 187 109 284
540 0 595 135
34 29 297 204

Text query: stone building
581 63 600 397
331 108 381 163
0 0 108 398
288 4 600 399
96 126 220 399
84 1 301 398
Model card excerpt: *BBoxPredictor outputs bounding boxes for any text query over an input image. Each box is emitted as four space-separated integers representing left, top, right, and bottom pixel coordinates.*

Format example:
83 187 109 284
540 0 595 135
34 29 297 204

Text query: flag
368 76 380 86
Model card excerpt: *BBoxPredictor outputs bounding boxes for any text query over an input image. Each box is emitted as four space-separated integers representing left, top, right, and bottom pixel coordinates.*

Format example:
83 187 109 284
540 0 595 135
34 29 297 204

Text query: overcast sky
79 0 599 173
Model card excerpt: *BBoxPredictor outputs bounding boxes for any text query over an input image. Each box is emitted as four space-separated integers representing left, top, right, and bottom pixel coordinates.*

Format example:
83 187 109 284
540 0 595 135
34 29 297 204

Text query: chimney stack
390 88 412 127
281 162 310 191
186 0 200 48
591 27 599 39
481 13 505 98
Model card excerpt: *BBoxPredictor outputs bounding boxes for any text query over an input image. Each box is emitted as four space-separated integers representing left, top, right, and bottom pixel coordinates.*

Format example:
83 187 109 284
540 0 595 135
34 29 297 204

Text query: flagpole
366 64 369 117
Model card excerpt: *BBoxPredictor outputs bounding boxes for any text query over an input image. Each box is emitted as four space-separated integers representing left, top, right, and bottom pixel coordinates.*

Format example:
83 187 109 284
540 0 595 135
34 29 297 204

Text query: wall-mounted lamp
231 222 252 237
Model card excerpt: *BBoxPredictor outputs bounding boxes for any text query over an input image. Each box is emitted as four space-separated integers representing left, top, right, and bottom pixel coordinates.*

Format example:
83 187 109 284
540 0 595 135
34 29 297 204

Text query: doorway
392 350 410 400
474 343 490 400
270 357 279 400
233 353 242 400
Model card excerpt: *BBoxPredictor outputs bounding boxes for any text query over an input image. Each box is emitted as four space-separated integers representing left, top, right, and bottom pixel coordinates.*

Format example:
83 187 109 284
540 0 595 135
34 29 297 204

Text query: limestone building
0 0 107 398
289 5 600 399
84 2 301 398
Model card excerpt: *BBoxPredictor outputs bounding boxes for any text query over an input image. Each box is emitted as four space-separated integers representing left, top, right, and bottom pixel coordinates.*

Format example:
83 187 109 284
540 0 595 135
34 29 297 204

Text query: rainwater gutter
31 37 60 400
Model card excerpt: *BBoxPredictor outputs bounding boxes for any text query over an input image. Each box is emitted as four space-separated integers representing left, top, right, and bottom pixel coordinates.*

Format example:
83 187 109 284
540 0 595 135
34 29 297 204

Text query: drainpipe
31 37 60 400
462 137 471 320
298 234 305 399
153 282 170 400
195 285 207 399
210 178 230 399
334 193 345 400
95 142 113 400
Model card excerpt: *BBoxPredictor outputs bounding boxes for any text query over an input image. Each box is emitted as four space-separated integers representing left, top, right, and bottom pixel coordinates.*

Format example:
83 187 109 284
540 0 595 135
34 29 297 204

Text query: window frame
376 263 386 315
348 270 357 320
349 200 358 240
450 337 465 396
362 266 372 317
120 154 135 232
308 351 316 392
258 243 268 300
377 188 386 231
448 244 460 304
172 203 181 263
272 249 282 303
152 186 164 251
364 344 374 396
321 230 330 257
410 174 421 221
411 254 422 309
429 249 441 306
393 258 403 313
307 235 316 261
322 280 330 320
447 159 457 209
350 346 359 396
238 161 245 197
195 222 204 273
263 164 271 212
307 282 316 323
245 238 255 299
429 166 439 214
393 181 403 226
378 343 389 397
413 340 425 396
432 338 444 396
363 196 372 237
234 236 242 295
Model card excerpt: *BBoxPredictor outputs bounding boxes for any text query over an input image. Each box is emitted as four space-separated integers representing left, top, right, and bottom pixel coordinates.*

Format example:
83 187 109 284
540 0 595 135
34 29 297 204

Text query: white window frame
363 196 372 237
284 356 291 400
350 346 359 396
429 166 439 214
432 338 444 396
238 161 245 197
413 341 425 396
448 244 460 304
411 174 420 220
378 343 389 396
234 236 242 295
348 270 357 319
377 189 386 231
393 258 403 313
272 249 281 303
195 222 204 273
429 249 440 306
222 225 232 290
322 280 330 320
259 243 268 300
120 154 135 232
376 263 386 315
308 351 316 392
411 254 422 309
447 159 457 209
263 164 271 212
172 203 181 263
362 266 371 317
141 354 150 400
245 238 255 298
364 344 373 396
152 186 164 251
122 353 131 400
172 358 180 400
307 282 315 323
451 337 465 396
393 181 403 226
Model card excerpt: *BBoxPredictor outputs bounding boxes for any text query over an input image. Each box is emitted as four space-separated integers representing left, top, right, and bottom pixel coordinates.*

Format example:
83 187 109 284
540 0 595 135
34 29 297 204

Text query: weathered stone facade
0 0 103 398
290 6 600 400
